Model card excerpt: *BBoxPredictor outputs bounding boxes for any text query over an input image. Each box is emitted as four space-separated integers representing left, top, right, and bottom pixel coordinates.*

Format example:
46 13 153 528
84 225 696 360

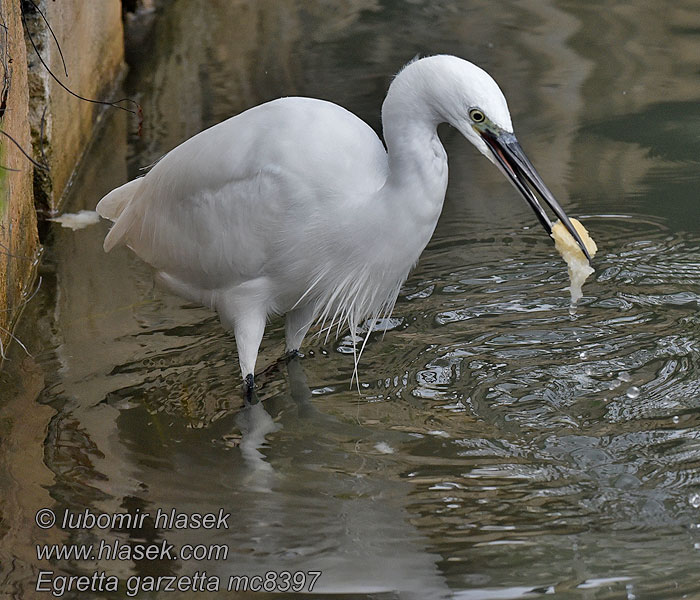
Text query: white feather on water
49 210 101 230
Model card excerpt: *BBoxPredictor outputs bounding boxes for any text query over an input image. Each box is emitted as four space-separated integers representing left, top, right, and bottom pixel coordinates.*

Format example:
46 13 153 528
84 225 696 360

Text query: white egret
97 55 589 394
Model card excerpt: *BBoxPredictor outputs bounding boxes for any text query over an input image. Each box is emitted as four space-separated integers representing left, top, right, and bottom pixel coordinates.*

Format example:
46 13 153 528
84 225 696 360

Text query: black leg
244 373 257 403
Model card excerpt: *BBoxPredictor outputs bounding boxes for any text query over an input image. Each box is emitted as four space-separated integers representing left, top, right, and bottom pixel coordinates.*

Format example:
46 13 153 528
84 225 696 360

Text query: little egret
97 55 589 393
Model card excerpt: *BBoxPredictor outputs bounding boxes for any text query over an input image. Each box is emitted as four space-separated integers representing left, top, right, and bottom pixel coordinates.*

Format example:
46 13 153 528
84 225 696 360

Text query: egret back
97 97 389 296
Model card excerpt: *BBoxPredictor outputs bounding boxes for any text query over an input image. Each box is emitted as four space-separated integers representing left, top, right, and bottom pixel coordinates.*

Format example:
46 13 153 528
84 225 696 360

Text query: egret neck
380 77 449 259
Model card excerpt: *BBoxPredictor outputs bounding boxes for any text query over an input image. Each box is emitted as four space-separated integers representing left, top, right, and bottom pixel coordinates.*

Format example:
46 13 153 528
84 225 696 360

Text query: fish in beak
479 129 592 262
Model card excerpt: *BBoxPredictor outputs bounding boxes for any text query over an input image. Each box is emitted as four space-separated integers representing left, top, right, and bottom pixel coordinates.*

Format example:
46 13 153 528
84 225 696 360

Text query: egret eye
469 108 485 123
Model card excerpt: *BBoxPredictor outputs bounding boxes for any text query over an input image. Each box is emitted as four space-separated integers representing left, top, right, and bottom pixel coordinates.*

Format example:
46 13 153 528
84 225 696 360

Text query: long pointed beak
480 130 592 262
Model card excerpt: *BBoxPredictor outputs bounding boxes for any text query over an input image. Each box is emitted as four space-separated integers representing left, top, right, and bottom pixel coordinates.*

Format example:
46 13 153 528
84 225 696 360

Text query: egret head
390 55 591 260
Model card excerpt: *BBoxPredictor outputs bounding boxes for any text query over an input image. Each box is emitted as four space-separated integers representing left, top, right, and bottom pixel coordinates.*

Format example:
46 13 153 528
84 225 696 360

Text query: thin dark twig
0 239 35 261
0 275 42 312
0 323 31 359
0 128 49 170
22 9 142 119
0 164 21 172
21 274 42 305
24 0 67 77
1 12 9 119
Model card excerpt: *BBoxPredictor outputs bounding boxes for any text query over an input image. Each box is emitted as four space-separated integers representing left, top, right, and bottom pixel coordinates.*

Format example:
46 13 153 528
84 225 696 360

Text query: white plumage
98 55 587 392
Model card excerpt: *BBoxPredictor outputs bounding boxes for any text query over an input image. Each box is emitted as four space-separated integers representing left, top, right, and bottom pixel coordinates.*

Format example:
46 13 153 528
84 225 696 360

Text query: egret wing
98 97 388 291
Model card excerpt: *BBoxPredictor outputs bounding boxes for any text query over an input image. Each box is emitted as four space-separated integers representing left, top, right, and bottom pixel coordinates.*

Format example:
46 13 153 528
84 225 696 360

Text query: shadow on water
2 0 700 598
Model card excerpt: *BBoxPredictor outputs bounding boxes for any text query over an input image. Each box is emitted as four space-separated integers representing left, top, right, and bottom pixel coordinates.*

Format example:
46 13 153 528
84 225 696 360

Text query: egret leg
285 303 315 354
218 286 269 394
286 354 311 405
233 311 266 390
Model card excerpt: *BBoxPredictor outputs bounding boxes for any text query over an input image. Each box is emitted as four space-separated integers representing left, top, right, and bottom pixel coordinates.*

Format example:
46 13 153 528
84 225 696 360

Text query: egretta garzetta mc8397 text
97 55 590 394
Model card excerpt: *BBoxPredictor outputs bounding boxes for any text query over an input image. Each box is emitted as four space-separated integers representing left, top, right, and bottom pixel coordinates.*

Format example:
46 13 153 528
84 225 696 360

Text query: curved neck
379 76 449 226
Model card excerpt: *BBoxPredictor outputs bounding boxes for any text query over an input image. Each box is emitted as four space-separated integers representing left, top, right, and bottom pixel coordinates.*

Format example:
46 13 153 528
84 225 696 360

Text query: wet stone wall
0 0 125 358
0 0 38 359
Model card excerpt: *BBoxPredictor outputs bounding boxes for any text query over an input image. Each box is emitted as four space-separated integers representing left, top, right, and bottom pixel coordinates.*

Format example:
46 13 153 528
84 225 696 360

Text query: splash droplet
689 493 700 509
673 416 680 424
626 386 640 399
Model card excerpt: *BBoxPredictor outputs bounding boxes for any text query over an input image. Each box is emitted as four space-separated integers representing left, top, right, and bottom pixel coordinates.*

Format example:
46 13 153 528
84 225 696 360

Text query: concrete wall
24 0 125 212
0 0 125 359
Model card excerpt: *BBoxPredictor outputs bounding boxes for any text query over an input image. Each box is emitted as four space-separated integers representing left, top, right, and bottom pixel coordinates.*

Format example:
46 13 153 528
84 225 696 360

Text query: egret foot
284 348 303 362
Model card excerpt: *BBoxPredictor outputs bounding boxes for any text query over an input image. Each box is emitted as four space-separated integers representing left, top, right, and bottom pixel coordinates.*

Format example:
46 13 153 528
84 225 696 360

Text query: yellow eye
469 108 485 123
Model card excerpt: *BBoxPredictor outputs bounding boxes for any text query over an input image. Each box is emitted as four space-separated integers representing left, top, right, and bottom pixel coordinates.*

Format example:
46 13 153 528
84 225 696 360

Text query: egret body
97 55 589 392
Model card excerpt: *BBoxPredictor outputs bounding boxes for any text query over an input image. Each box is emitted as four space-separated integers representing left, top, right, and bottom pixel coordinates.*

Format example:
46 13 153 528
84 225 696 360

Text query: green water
2 1 700 598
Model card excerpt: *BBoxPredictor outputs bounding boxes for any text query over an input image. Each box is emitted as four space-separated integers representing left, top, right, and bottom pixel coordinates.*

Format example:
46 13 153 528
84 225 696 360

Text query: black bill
480 129 592 262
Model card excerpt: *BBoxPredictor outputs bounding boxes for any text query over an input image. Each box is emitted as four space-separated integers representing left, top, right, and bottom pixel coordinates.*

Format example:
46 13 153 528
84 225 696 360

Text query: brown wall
0 0 39 358
0 0 125 359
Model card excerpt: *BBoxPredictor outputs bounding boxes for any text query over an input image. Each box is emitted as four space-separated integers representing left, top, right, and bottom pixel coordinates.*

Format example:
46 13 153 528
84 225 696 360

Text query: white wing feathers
96 98 388 293
96 177 144 249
